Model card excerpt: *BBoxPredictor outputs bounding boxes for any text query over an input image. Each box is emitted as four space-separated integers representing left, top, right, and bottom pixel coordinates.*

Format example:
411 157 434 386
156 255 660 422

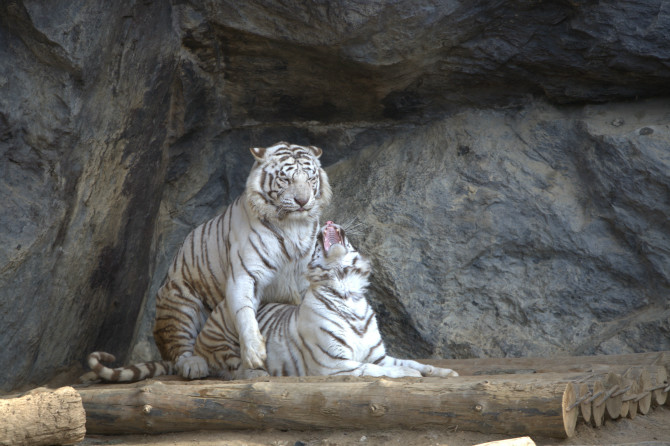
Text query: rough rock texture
0 0 179 391
326 100 670 359
1 0 669 391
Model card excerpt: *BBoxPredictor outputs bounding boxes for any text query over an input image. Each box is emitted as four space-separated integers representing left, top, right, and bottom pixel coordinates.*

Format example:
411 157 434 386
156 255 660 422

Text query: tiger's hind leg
194 303 269 380
153 280 210 379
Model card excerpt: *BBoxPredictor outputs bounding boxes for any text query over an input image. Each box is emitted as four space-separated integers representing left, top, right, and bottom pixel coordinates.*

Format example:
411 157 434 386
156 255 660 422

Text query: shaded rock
177 0 670 122
324 99 670 359
0 0 179 391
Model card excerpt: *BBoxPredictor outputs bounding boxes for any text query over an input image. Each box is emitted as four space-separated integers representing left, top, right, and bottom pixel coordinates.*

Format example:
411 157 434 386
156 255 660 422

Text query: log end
591 380 606 427
562 382 578 438
578 382 592 425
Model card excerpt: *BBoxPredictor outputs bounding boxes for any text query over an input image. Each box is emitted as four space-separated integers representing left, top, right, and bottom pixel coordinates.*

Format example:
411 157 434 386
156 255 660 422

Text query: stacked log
70 351 670 439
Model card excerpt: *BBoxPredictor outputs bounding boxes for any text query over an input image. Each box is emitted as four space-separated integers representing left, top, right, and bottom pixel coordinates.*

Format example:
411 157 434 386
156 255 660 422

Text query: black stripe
319 327 353 354
237 252 259 299
249 238 277 271
330 367 361 375
260 219 290 259
373 353 387 365
366 339 384 362
301 338 329 368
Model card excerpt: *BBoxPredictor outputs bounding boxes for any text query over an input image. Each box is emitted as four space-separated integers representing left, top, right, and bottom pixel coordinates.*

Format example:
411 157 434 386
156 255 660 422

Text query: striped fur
152 142 331 379
196 222 459 379
82 352 174 383
83 223 458 383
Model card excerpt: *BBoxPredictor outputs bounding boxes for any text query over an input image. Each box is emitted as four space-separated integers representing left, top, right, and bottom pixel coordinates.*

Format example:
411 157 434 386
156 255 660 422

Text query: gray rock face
0 0 179 391
177 0 670 121
325 100 670 359
1 0 669 391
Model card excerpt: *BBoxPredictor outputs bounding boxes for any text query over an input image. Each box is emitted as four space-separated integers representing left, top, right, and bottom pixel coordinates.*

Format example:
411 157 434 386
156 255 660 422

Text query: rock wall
325 100 670 359
1 0 669 391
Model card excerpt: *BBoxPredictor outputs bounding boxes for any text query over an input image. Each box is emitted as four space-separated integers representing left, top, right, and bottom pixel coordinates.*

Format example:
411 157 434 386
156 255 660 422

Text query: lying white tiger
153 142 331 379
84 222 458 381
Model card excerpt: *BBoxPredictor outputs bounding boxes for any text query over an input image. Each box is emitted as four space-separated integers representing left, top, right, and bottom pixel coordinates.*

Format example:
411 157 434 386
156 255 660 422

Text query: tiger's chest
261 257 310 305
257 222 315 305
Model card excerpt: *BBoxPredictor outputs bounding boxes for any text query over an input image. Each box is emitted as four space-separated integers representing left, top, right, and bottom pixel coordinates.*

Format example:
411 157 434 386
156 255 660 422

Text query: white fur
154 142 331 378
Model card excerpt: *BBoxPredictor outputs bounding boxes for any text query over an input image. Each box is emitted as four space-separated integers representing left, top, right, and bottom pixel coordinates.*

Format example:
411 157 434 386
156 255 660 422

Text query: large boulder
1 0 669 391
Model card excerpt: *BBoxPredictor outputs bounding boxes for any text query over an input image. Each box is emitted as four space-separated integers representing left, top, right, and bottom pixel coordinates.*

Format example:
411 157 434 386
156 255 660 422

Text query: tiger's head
308 221 371 287
247 142 332 221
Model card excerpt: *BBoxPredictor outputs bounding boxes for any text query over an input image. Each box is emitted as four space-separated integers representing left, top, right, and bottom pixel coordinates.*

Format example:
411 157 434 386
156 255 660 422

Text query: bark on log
0 386 86 446
77 373 599 438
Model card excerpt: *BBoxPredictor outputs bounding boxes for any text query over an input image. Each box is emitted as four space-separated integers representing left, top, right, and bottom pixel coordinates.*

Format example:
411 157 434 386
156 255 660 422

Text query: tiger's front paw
240 332 267 370
176 354 209 379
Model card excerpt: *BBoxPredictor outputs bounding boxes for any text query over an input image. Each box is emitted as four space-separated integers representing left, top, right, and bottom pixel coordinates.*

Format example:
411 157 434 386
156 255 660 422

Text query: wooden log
425 351 670 376
623 367 652 415
576 382 591 424
620 374 636 419
77 373 599 438
0 386 86 446
562 382 579 437
649 365 668 406
622 371 640 419
603 372 623 420
591 380 607 427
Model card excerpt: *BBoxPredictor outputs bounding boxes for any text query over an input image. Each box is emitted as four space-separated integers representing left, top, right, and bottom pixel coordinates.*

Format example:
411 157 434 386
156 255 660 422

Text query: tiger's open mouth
322 221 343 253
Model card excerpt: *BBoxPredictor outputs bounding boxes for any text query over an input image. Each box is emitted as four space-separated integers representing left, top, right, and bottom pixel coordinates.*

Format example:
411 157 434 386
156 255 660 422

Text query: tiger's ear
308 145 323 158
250 147 266 161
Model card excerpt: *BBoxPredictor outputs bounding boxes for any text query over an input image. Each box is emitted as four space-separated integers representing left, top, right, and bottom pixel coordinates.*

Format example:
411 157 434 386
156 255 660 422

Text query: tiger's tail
83 351 175 383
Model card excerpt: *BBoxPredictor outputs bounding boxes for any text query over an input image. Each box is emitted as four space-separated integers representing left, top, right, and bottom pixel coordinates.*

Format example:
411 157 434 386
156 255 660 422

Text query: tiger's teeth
323 222 342 252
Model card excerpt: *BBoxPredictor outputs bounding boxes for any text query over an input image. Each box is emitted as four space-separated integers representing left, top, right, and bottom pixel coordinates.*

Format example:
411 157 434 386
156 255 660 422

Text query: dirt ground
80 406 670 446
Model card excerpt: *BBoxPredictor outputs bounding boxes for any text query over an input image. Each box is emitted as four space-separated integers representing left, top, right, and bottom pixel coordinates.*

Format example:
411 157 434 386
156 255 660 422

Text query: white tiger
152 142 331 379
84 222 458 381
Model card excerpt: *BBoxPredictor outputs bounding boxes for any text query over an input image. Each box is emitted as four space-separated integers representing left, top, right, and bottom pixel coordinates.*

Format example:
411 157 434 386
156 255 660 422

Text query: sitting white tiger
84 222 458 381
153 142 331 380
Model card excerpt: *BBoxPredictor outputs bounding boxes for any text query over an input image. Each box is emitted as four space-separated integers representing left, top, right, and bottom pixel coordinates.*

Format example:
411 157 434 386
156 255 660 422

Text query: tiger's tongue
323 221 342 252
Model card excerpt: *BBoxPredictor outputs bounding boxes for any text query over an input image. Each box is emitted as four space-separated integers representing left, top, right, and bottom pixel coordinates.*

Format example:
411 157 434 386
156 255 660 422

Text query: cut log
649 365 668 406
620 374 637 419
577 383 591 425
623 372 641 419
77 373 601 438
624 367 652 415
562 382 579 437
603 372 623 420
591 380 607 427
0 386 86 446
425 351 670 376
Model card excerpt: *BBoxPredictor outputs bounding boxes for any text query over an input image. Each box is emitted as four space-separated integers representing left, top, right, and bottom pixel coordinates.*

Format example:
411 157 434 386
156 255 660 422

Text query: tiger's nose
295 196 308 207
